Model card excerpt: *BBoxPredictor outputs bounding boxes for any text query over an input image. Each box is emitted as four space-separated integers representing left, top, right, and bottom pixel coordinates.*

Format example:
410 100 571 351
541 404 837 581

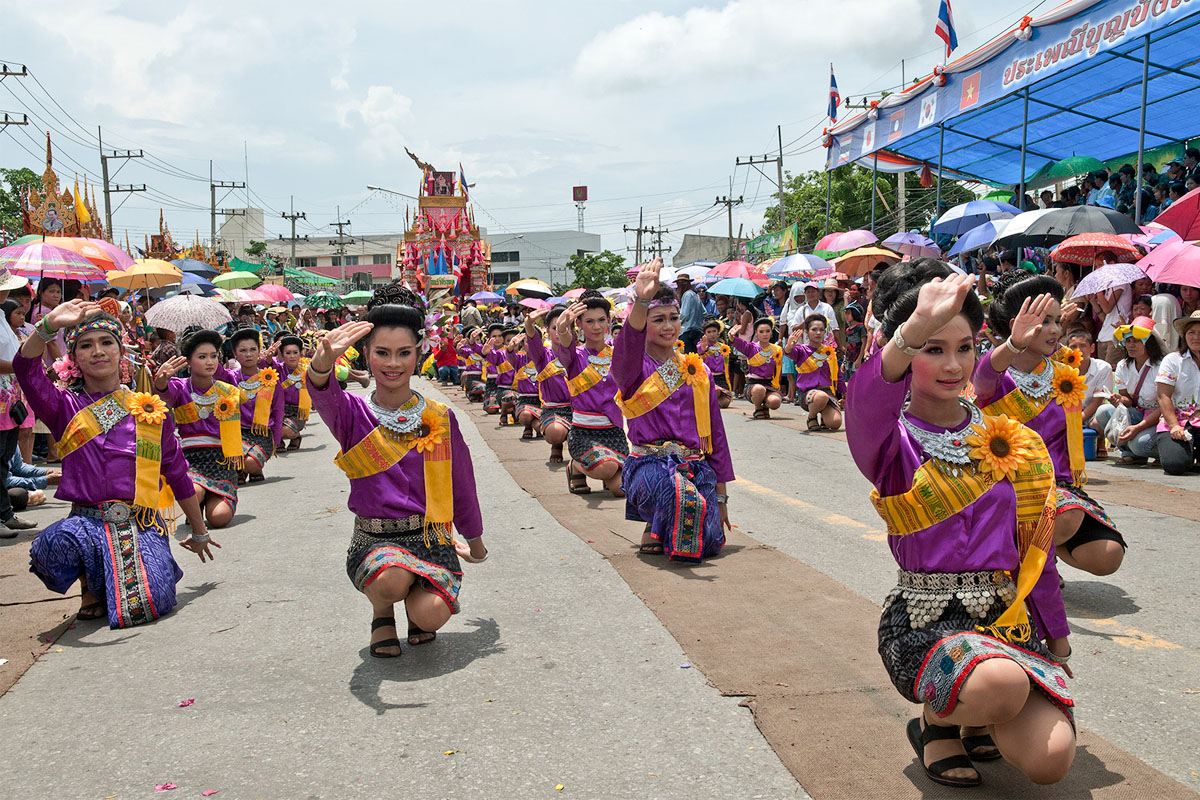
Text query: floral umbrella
145 294 232 334
1073 262 1149 296
1049 233 1141 266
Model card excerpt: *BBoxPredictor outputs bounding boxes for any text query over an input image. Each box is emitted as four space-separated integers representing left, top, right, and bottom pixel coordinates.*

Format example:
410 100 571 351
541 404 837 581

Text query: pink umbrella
0 242 106 281
1153 187 1200 240
232 288 273 303
707 260 756 280
821 229 878 252
256 284 296 302
1137 239 1200 288
518 297 551 311
562 287 587 299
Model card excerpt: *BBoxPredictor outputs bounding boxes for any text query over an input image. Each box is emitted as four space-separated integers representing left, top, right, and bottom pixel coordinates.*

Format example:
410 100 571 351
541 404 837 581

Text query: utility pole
624 207 648 265
0 112 28 129
210 160 246 264
330 206 353 281
648 214 672 260
625 208 671 263
98 128 144 240
715 194 743 260
279 195 308 271
736 126 786 233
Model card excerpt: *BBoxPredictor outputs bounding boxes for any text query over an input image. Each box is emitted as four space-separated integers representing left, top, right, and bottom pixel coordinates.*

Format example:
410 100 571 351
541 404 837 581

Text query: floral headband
65 313 123 352
1114 323 1152 343
648 298 679 310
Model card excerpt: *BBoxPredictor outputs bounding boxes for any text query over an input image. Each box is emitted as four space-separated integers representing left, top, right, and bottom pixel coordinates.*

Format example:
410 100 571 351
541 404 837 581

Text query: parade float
397 149 488 296
21 133 107 240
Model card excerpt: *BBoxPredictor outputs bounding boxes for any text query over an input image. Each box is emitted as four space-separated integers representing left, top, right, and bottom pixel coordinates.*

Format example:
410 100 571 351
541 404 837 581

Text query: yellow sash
870 420 1057 645
983 354 1087 486
566 346 613 397
535 359 564 383
58 389 171 529
747 343 782 389
172 381 245 466
333 398 454 545
240 368 279 437
796 345 839 388
293 358 312 420
512 359 537 391
615 355 712 452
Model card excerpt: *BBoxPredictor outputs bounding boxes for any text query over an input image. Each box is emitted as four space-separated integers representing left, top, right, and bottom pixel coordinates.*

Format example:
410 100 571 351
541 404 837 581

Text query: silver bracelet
634 298 653 307
1004 337 1026 355
715 493 728 504
1049 646 1071 664
307 364 333 378
190 531 211 544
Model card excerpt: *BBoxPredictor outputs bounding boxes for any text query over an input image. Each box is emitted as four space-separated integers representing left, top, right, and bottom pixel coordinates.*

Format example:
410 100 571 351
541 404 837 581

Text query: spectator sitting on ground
6 450 60 511
1067 329 1114 459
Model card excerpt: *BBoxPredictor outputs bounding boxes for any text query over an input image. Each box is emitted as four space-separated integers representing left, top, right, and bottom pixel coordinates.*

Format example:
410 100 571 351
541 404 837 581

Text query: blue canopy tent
825 0 1200 225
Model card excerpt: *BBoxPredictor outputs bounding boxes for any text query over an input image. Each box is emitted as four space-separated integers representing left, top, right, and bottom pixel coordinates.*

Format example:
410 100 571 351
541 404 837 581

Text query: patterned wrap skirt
346 515 464 613
622 445 724 563
283 403 308 433
745 376 780 397
30 502 183 629
515 393 541 421
713 374 730 394
567 424 628 471
183 445 238 513
1056 481 1126 553
540 402 572 430
878 569 1074 725
498 387 519 407
241 427 276 467
464 371 485 400
799 385 841 412
482 377 500 412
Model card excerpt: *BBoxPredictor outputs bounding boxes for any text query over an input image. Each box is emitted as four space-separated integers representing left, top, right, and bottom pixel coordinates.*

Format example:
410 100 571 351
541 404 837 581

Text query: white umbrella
145 294 233 334
992 209 1057 244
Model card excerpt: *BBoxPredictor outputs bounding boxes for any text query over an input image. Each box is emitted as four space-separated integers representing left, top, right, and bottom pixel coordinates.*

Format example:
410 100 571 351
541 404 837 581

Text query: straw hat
1173 310 1200 337
821 277 840 290
0 270 29 292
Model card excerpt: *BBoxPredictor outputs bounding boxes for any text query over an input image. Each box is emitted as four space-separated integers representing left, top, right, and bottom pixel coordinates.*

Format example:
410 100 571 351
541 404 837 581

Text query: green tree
558 249 628 293
762 165 977 250
245 239 268 258
0 167 44 242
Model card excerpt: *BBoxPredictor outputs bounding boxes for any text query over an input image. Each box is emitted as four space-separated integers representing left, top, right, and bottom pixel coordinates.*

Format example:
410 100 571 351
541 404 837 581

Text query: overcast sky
1 0 1045 262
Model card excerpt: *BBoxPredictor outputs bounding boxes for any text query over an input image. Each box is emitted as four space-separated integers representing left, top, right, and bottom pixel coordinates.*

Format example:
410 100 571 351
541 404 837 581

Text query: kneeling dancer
731 317 783 419
524 307 571 463
219 328 284 483
18 300 218 628
616 260 733 561
308 290 487 658
846 262 1074 788
785 313 844 431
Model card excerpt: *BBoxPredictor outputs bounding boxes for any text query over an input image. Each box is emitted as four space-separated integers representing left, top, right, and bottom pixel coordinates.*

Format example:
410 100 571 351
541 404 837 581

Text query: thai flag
458 163 469 199
828 65 840 123
935 0 958 59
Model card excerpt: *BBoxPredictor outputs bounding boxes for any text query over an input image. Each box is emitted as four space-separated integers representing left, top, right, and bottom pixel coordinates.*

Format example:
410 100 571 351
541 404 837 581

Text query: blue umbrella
766 253 833 279
181 272 216 290
707 277 763 300
933 200 1022 236
470 290 503 303
946 221 1004 257
172 258 219 278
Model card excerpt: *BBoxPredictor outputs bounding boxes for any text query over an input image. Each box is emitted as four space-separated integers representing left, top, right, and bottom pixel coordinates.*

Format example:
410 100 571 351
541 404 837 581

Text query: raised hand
1009 292 1056 351
634 257 664 302
311 320 373 373
153 355 188 390
786 329 805 351
45 299 101 331
555 303 586 347
907 274 977 343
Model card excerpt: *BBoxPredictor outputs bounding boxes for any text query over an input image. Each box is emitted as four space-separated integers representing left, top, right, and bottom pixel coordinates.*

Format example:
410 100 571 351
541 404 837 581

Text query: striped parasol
0 242 107 281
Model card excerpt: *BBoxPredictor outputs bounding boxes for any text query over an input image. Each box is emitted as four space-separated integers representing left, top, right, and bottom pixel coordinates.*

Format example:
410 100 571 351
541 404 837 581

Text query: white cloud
336 86 416 161
574 0 923 92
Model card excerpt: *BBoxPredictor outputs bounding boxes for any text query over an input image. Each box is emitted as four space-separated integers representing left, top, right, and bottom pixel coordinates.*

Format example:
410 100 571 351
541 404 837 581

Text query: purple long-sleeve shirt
553 341 622 428
525 334 570 405
971 350 1075 640
160 377 236 443
786 343 845 394
508 350 538 395
612 324 735 482
461 343 485 374
731 337 779 381
306 376 484 538
216 364 285 445
14 352 195 504
486 348 516 385
697 341 726 379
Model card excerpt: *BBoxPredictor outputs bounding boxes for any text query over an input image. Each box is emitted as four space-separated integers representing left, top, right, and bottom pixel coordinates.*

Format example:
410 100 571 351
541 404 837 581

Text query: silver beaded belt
72 501 135 525
354 514 424 535
631 441 705 459
892 569 1017 630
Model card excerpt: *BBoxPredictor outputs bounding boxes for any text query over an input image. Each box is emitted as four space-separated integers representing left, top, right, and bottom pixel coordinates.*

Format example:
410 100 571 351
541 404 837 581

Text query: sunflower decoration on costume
966 414 1034 482
1051 362 1087 409
297 357 311 375
818 345 837 359
679 352 708 386
125 391 169 425
1057 347 1083 370
674 340 685 353
256 366 280 387
213 394 241 421
717 343 731 358
414 406 450 454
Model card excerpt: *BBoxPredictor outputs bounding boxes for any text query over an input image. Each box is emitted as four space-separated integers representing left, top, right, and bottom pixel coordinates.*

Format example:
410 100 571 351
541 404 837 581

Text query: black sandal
549 444 564 464
287 437 302 451
807 417 821 431
247 473 265 483
407 617 437 646
752 408 769 420
566 462 591 494
961 730 1002 762
906 717 982 788
521 427 534 440
369 616 402 659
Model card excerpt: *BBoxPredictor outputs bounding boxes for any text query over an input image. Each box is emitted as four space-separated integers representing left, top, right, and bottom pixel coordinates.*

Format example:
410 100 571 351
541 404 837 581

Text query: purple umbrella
883 232 941 259
1074 262 1148 297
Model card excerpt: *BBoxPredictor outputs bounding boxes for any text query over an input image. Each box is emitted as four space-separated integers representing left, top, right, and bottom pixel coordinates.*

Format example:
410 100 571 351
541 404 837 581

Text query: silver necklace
1008 358 1054 399
191 384 219 418
899 399 983 476
369 391 425 437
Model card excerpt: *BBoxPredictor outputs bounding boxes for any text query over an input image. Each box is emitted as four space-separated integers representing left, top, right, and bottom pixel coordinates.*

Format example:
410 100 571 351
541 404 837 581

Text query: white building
216 208 265 262
487 229 602 288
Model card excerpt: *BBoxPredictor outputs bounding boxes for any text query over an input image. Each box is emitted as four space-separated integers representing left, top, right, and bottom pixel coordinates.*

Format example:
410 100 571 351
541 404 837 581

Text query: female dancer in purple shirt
846 261 1074 788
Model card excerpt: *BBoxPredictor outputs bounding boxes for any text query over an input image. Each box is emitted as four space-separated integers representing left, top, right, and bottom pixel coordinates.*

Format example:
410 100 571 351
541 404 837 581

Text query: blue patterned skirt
622 450 724 563
346 515 463 613
29 506 183 629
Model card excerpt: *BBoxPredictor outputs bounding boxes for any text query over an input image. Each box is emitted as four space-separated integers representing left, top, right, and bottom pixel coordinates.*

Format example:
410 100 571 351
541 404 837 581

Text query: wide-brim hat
1174 310 1200 337
0 270 29 292
675 273 693 283
821 277 840 290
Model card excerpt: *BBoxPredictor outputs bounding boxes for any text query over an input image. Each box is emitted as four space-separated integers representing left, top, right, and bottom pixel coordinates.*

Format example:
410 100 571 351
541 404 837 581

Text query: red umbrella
256 284 296 302
1048 233 1141 266
1153 186 1200 240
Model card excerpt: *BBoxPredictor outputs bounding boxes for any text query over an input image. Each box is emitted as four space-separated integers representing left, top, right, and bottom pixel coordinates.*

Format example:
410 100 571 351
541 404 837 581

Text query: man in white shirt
785 282 838 336
1067 330 1114 458
0 271 39 535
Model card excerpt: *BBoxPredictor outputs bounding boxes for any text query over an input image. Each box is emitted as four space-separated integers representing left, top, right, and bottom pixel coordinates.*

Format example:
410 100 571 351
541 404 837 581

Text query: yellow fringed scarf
870 416 1057 645
334 398 455 546
171 380 246 469
796 344 839 389
239 367 279 437
615 353 712 452
747 343 782 389
566 345 613 396
283 358 312 421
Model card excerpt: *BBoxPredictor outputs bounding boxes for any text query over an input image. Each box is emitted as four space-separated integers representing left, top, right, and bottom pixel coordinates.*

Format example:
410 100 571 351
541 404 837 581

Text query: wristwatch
891 323 925 357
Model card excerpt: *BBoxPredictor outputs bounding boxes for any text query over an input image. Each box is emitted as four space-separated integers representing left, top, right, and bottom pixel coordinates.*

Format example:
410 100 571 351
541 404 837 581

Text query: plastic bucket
1083 428 1098 460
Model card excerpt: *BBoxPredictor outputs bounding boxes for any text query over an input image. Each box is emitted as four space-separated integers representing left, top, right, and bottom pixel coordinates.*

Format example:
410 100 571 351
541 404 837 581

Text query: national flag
73 177 91 224
862 124 875 153
935 0 959 59
959 70 982 110
918 93 938 129
887 109 905 142
458 163 469 199
828 65 840 123
836 135 852 165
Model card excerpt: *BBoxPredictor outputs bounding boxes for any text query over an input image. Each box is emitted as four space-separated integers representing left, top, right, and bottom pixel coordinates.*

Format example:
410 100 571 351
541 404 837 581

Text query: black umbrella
1007 206 1141 248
